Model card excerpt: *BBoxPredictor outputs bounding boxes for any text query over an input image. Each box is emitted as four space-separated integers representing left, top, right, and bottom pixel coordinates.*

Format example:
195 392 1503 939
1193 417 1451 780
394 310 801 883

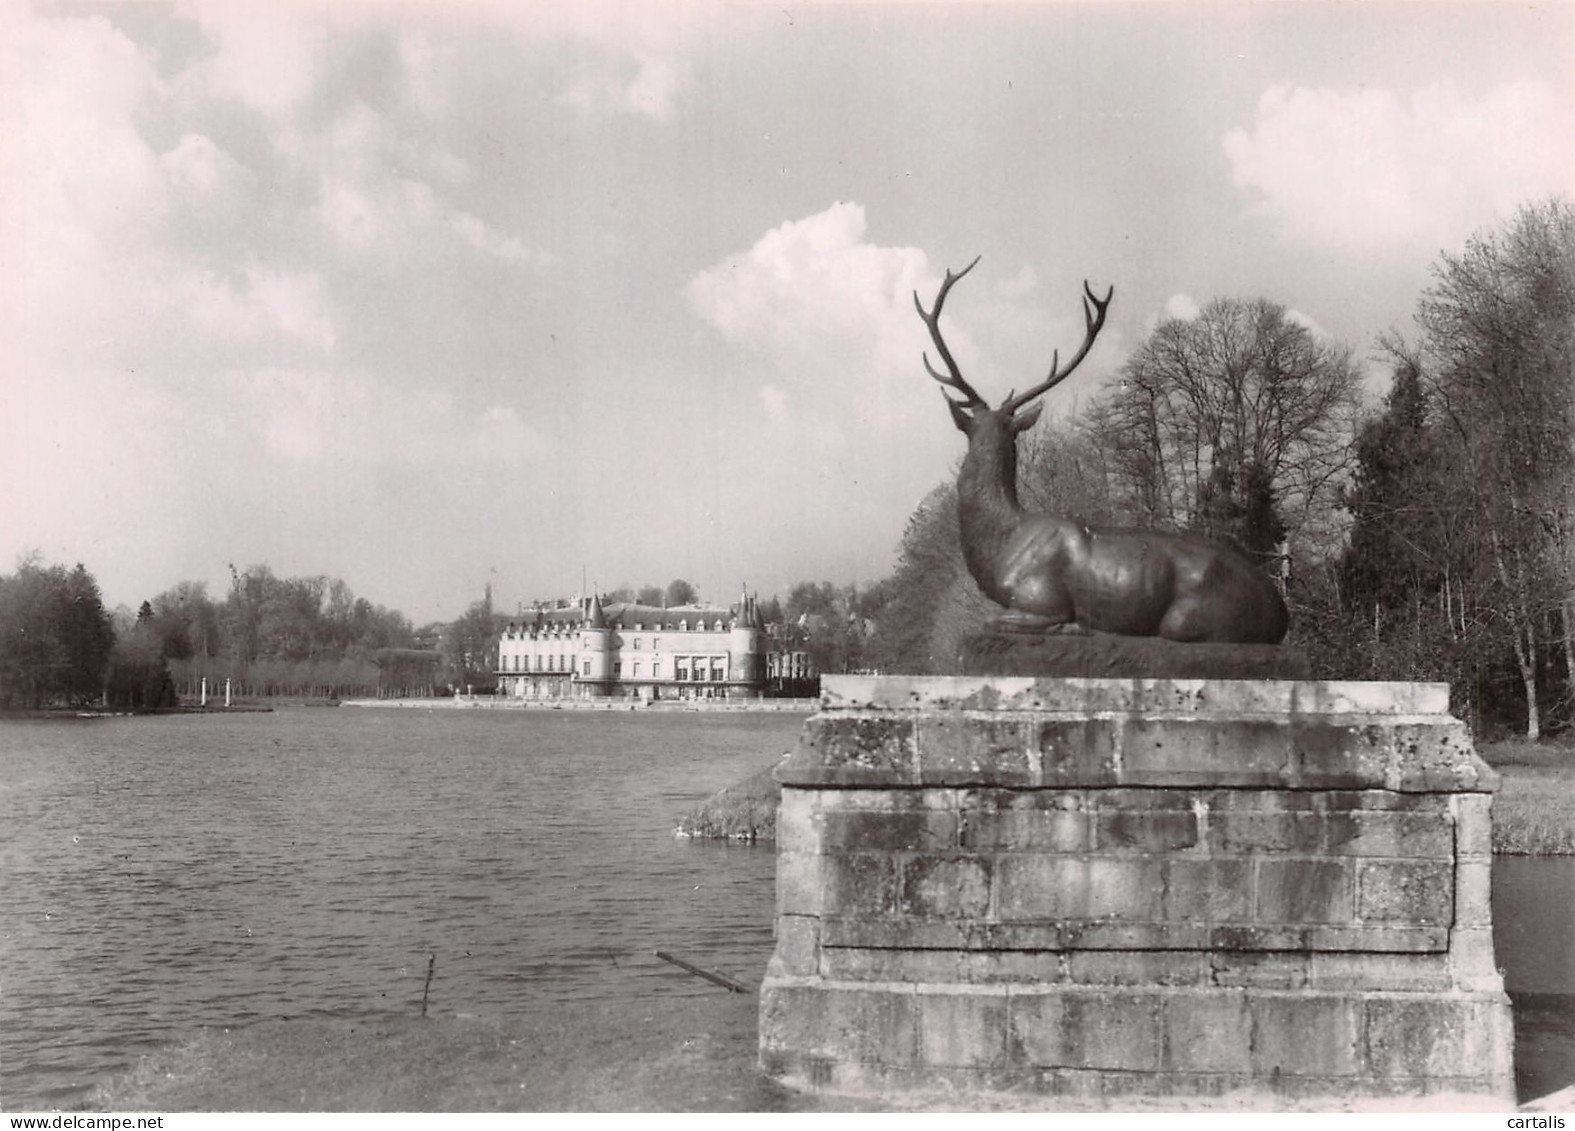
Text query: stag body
918 259 1288 645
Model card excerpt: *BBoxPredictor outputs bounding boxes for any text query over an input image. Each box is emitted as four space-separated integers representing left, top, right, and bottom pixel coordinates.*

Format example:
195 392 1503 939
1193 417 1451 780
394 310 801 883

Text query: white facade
495 592 769 701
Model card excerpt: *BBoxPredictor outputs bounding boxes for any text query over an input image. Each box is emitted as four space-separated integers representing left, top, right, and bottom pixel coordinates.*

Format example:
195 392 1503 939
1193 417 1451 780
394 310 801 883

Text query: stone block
1096 808 1201 852
1455 858 1493 929
1009 991 1163 1071
1064 921 1210 950
1208 951 1308 989
823 853 897 916
821 946 960 983
1290 722 1392 788
763 676 1514 1105
994 854 1163 922
1292 680 1450 715
775 789 820 854
778 714 917 786
1324 810 1454 858
1249 995 1361 1077
1356 860 1453 925
1365 998 1511 1080
961 806 1089 853
955 949 1067 985
776 850 822 916
1164 991 1252 1073
1120 717 1293 784
1304 925 1447 952
1446 927 1505 989
1453 792 1495 859
1255 859 1353 923
900 854 993 920
1062 992 1164 1071
773 914 821 977
1210 809 1327 854
915 714 1035 786
817 987 921 1066
1031 718 1121 784
1065 950 1208 986
821 808 957 854
916 989 1010 1068
819 787 958 812
1164 858 1254 923
1308 951 1452 992
820 916 976 950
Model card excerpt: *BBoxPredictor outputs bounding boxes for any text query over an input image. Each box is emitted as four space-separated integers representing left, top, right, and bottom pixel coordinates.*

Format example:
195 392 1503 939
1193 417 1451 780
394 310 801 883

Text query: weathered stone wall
759 676 1514 1104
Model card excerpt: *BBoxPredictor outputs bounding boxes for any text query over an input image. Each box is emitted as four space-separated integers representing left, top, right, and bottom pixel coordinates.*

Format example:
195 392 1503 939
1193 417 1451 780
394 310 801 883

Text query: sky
1 0 1571 624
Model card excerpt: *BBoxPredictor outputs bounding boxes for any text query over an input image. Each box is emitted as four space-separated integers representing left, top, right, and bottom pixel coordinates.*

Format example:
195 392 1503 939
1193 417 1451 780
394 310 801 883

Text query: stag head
914 257 1113 436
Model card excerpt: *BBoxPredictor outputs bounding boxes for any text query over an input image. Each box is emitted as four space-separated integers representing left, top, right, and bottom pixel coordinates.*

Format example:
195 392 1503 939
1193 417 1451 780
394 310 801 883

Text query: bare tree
1088 297 1362 571
1412 198 1575 737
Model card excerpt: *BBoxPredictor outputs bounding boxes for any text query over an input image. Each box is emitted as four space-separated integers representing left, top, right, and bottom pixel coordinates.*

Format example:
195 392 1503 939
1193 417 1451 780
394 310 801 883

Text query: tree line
8 200 1567 729
0 561 433 709
859 199 1575 739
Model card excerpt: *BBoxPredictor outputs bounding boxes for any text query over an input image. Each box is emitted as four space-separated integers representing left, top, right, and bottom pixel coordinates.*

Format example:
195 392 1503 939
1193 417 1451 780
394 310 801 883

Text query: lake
0 707 798 1110
1 707 1571 1110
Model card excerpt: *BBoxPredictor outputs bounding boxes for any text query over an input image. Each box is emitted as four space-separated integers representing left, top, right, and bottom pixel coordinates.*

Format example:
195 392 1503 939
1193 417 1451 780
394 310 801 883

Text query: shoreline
339 695 819 713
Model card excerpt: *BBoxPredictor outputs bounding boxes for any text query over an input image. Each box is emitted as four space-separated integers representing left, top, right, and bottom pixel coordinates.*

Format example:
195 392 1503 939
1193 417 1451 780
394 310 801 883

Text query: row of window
502 618 745 642
502 654 570 672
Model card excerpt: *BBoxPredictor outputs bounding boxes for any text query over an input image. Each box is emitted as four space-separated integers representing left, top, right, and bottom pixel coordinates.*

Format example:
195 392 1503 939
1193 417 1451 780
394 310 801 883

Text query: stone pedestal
759 676 1515 1105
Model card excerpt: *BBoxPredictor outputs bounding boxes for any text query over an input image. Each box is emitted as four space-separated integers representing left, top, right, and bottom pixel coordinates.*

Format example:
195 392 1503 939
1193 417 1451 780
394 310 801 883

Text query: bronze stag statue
916 258 1288 645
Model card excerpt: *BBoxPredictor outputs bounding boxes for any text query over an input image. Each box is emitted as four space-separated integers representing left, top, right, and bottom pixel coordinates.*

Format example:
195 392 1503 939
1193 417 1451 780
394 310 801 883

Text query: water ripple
0 708 797 1110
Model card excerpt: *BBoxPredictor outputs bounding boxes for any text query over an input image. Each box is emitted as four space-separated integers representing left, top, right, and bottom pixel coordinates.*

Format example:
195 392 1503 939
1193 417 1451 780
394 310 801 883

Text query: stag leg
986 610 1089 636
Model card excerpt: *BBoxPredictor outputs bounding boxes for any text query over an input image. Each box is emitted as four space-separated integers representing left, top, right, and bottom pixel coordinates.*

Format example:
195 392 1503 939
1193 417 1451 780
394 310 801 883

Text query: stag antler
1003 281 1114 415
914 256 985 409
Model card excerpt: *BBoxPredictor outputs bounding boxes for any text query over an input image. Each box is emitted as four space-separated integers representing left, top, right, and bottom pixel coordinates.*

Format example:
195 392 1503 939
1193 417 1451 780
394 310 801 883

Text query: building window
676 664 689 681
631 662 641 678
633 638 642 650
583 659 591 676
614 662 621 676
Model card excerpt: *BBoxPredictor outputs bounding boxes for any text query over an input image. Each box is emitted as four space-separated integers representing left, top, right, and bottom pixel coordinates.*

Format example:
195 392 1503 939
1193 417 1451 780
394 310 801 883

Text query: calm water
2 709 1571 1110
0 708 801 1110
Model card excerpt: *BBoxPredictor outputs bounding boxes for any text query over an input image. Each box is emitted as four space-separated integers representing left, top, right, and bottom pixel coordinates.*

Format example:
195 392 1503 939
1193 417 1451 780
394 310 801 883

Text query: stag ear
947 397 974 432
1010 402 1044 434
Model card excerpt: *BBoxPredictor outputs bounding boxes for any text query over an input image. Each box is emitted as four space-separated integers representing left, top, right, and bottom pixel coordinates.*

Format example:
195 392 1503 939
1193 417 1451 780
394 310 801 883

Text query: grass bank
1479 739 1575 855
676 762 781 841
680 741 1575 856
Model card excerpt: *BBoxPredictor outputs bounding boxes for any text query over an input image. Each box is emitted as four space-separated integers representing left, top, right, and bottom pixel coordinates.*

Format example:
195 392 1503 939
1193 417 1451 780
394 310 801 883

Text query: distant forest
4 201 1570 734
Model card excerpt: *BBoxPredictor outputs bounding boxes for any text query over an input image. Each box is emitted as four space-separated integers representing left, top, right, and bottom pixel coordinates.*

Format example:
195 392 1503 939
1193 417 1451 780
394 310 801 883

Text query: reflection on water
1493 856 1575 1103
0 708 801 1110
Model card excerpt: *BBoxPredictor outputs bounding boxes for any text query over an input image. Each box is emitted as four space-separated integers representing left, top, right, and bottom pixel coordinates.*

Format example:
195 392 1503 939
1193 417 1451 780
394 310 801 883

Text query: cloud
178 2 325 118
557 51 687 121
1223 81 1574 253
684 202 937 406
1165 293 1201 322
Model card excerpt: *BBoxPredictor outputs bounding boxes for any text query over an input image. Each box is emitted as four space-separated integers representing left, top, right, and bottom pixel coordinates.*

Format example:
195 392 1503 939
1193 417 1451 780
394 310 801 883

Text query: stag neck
956 424 1026 582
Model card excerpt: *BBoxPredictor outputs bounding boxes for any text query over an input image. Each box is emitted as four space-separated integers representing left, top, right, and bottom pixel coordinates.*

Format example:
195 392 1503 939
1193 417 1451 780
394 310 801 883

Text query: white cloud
1284 307 1330 340
1224 81 1574 253
684 201 936 404
1165 293 1201 322
161 133 255 200
178 2 325 118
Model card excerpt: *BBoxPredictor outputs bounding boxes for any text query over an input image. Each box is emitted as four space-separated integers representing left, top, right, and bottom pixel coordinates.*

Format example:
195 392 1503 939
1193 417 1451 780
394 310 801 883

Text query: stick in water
653 950 748 993
421 953 435 1017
